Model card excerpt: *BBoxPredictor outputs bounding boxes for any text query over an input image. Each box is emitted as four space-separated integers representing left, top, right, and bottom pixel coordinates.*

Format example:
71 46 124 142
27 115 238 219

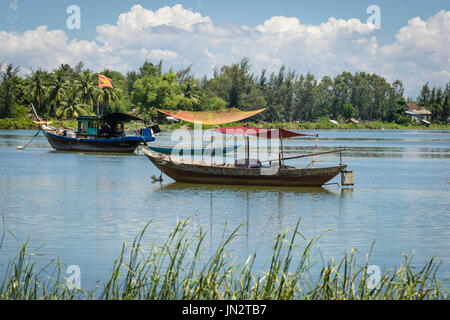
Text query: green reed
0 217 448 300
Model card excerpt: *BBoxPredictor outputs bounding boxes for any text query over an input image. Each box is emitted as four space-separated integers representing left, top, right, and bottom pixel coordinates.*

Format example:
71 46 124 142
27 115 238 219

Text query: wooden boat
148 145 238 156
31 104 159 153
143 109 350 187
142 148 346 187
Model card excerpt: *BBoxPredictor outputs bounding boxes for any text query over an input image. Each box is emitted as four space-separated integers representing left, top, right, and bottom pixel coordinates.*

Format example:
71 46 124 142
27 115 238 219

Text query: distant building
328 119 339 126
405 103 431 124
345 118 359 124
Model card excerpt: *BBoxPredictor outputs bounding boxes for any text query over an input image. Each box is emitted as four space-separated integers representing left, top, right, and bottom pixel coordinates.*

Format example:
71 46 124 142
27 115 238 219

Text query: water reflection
158 181 335 195
155 182 340 251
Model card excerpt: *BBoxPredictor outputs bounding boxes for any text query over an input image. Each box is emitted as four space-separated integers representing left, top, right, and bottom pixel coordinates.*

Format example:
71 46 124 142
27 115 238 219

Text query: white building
405 103 431 124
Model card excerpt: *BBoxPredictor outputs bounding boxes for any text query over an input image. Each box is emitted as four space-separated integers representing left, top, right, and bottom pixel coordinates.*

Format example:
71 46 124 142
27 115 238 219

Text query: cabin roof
76 113 144 123
101 113 144 122
77 115 103 121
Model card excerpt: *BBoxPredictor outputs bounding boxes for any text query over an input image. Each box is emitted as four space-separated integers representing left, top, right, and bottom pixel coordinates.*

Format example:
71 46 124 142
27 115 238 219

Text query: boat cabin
77 116 102 138
76 113 158 140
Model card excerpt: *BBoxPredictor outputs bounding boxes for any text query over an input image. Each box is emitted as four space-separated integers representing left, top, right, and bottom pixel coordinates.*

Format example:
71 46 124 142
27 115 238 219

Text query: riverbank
1 117 449 131
161 120 450 131
0 118 77 130
1 217 448 300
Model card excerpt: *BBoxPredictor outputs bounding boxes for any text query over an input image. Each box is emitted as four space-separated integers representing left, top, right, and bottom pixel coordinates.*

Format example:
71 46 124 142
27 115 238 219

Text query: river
0 129 449 293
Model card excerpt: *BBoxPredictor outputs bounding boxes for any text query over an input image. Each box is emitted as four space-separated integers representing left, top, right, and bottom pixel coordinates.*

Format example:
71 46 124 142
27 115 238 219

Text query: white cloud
0 26 100 71
0 4 448 96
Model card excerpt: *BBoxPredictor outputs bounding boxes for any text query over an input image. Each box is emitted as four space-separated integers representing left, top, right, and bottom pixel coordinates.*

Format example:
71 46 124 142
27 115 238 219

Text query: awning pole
312 134 318 168
246 135 250 167
279 128 284 168
211 132 214 165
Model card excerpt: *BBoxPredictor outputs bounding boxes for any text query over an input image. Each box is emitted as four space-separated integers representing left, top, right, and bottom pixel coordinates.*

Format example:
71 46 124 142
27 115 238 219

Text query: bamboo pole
210 133 214 165
261 148 346 163
312 135 318 168
246 135 250 167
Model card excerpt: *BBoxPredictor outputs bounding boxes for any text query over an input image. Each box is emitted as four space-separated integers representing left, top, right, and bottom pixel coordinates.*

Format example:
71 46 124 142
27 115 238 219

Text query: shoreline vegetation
1 59 449 134
0 218 448 300
1 117 449 131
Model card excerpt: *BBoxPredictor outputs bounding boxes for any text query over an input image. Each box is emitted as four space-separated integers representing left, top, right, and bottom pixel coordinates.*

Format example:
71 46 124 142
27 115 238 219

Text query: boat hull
43 129 153 153
143 149 346 186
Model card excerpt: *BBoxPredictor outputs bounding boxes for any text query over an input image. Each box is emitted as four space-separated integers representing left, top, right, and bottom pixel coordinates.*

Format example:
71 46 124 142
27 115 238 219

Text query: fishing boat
143 108 349 187
142 147 346 187
148 145 238 156
31 104 160 153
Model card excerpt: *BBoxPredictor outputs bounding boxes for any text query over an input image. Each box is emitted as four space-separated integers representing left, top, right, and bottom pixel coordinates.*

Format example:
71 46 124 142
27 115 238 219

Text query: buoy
17 129 41 150
341 170 354 186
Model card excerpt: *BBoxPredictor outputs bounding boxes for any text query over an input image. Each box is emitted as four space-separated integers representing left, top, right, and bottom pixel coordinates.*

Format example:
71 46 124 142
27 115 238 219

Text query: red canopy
215 126 317 139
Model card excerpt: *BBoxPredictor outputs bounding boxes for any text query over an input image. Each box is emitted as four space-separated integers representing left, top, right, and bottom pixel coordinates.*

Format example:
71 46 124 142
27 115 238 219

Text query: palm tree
0 63 20 118
28 68 47 115
177 79 201 110
56 87 90 119
97 87 118 115
47 70 68 117
76 70 96 110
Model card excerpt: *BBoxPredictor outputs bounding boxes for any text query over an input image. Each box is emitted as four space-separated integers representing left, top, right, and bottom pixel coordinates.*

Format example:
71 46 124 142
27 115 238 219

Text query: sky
1 0 449 97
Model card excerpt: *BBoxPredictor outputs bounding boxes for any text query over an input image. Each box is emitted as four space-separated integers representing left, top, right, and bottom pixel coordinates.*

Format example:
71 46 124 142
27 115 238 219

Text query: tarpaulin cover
156 108 266 125
215 126 317 138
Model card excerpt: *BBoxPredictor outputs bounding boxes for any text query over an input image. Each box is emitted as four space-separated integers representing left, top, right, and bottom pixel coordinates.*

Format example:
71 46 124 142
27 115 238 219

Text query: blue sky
1 0 449 96
2 0 448 43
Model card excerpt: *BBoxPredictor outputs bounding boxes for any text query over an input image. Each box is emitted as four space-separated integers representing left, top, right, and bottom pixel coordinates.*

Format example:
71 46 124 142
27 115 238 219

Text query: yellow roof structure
156 107 266 125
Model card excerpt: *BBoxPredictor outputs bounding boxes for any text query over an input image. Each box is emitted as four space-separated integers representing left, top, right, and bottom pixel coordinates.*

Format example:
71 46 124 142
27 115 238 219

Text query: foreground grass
0 218 448 300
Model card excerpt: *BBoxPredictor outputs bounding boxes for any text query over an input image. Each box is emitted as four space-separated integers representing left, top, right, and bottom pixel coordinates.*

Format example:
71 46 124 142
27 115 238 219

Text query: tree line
0 58 449 124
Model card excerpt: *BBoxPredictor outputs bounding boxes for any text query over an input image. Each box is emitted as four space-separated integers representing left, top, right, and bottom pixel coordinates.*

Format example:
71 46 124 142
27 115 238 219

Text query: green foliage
11 105 29 118
1 59 449 126
56 87 92 119
132 70 179 113
0 118 38 129
0 63 21 118
395 115 412 126
27 68 48 115
342 103 355 119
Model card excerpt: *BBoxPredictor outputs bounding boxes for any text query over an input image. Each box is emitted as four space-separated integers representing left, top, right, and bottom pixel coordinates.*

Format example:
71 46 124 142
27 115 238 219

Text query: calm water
0 129 449 292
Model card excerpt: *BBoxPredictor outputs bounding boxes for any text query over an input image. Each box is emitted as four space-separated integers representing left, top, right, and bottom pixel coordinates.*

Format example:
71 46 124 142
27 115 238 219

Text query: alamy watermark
66 5 81 30
367 265 381 289
66 265 81 290
367 5 381 29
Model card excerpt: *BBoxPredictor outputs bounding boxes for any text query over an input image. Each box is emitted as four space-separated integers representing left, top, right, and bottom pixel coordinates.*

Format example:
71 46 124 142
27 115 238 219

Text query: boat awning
215 126 317 138
156 108 266 125
101 113 144 122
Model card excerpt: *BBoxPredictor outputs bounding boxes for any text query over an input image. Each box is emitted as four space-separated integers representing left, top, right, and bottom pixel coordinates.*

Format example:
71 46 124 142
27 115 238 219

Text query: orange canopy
156 107 266 125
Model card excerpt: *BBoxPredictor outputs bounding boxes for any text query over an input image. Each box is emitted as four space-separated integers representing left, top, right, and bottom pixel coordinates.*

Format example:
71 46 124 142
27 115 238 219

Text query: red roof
215 126 317 138
406 103 421 111
406 103 431 114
